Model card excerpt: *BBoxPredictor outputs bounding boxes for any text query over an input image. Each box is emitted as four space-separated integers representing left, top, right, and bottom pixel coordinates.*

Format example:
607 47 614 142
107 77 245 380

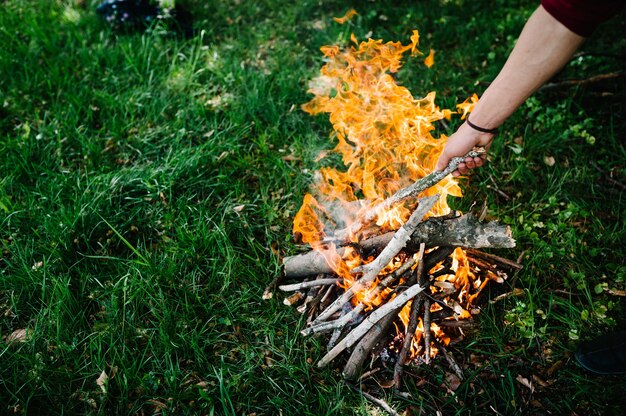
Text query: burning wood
272 27 522 399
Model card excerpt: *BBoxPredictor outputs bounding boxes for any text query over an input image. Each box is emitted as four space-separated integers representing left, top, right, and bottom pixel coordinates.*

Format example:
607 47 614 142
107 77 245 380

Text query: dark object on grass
96 0 193 36
575 331 626 375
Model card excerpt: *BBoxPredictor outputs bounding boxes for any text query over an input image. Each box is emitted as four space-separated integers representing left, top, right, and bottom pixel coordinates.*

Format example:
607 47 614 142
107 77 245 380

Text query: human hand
435 122 495 176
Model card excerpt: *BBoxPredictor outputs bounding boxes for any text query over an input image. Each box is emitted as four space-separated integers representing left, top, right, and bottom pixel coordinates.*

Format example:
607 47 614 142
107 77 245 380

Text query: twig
329 149 485 242
423 298 432 364
317 283 425 368
489 287 525 304
439 344 463 380
346 383 401 416
590 161 626 191
313 195 438 323
279 278 340 292
262 273 284 300
487 174 511 200
302 262 408 336
393 244 426 389
464 248 523 270
358 367 381 382
539 71 625 92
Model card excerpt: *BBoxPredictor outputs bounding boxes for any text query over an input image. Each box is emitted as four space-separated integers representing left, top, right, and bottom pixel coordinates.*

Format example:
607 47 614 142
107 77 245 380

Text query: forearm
469 5 585 129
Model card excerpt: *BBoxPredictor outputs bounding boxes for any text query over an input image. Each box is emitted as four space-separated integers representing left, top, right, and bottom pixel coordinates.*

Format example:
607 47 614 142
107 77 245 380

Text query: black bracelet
466 116 498 134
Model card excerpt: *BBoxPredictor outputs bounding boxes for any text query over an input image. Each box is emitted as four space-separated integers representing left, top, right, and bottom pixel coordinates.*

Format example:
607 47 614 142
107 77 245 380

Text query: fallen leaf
5 329 30 343
281 154 300 162
233 205 245 212
444 372 462 391
544 156 556 166
378 379 396 389
531 374 551 388
515 374 534 393
96 370 108 393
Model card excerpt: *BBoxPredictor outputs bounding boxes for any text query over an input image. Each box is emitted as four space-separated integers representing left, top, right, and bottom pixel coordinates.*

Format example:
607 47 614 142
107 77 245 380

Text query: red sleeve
541 0 624 37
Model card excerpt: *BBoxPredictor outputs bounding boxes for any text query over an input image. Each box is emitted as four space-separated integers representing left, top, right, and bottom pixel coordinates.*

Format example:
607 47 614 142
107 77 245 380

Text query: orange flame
295 29 485 359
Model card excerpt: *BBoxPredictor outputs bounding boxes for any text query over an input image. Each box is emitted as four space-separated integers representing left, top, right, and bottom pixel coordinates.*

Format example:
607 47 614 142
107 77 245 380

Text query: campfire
269 27 521 392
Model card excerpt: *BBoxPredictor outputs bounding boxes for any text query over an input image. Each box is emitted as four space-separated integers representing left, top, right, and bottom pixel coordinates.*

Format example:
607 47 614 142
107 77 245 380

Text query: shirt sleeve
541 0 624 37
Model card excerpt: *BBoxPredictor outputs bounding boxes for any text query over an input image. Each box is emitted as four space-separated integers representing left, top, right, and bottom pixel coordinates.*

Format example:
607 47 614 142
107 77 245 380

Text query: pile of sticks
271 150 522 389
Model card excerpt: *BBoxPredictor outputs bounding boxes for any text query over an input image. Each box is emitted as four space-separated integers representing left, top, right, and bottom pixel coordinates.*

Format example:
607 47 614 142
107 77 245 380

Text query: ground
0 0 625 415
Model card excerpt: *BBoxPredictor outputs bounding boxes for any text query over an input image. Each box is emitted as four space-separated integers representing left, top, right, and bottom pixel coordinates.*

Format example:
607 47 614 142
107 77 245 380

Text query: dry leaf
5 329 30 343
444 372 462 391
532 374 551 388
281 154 300 162
96 370 108 393
233 205 245 213
544 156 556 166
515 374 534 393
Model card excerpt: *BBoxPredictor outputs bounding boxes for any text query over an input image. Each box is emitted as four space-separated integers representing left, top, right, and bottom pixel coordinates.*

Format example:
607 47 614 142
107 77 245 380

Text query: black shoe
575 331 626 375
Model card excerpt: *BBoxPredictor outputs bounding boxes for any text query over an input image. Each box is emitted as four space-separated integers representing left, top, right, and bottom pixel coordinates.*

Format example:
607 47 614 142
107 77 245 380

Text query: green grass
1 0 625 414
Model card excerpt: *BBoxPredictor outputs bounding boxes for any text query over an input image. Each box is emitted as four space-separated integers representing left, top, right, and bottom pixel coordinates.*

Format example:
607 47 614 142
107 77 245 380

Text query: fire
294 29 482 359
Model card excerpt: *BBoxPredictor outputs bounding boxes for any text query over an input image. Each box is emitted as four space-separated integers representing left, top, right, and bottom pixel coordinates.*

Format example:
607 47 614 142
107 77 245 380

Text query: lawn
1 0 625 415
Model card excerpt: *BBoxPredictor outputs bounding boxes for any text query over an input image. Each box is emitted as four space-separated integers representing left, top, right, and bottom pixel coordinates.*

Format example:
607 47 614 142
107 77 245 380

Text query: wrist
466 115 499 135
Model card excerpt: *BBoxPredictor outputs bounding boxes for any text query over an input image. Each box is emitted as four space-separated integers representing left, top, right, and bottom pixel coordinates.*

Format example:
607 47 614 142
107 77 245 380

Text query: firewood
393 243 426 390
465 248 523 270
302 253 420 336
423 298 432 364
278 278 340 292
329 149 486 242
317 283 425 368
342 310 399 380
313 195 438 323
439 344 464 380
283 214 515 278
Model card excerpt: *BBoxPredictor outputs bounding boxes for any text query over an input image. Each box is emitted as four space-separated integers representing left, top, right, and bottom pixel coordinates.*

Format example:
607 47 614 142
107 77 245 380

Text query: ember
274 27 521 390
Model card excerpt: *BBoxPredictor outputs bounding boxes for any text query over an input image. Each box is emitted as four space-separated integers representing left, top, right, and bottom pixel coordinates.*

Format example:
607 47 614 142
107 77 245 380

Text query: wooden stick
313 196 438 323
262 273 283 300
330 149 485 242
393 244 426 389
284 214 514 278
489 287 525 304
351 195 438 276
423 298 432 364
342 309 399 380
464 248 523 270
440 344 463 380
317 283 425 368
539 71 624 92
346 383 401 416
279 278 340 292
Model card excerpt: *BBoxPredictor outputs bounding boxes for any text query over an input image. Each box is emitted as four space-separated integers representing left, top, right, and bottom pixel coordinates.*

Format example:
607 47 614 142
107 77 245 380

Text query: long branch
329 149 485 242
283 214 514 278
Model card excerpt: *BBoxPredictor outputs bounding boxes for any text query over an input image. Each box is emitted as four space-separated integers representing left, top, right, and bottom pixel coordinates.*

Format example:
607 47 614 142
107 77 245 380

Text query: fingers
452 156 486 177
